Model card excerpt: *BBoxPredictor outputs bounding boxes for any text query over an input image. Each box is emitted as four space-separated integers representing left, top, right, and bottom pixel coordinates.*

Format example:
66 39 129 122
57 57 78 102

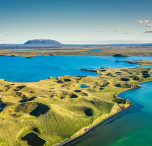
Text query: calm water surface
86 50 102 53
0 56 152 82
142 65 152 68
80 84 90 88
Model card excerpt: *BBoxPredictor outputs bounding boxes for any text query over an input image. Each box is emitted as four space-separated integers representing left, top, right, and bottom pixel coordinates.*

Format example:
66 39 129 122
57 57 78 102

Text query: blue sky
0 0 152 44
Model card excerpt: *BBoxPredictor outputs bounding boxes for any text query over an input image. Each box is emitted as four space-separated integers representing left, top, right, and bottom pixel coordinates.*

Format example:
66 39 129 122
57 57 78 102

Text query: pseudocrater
21 132 46 146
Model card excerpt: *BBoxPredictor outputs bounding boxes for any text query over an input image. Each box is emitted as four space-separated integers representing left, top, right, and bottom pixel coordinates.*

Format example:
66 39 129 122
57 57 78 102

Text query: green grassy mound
0 102 50 118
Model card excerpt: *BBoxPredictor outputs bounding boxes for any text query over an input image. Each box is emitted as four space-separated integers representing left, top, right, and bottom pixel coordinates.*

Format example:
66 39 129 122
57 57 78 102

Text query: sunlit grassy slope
0 66 151 145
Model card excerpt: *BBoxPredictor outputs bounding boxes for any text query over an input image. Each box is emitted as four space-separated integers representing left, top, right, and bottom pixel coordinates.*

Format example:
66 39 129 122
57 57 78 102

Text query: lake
86 50 102 52
0 56 152 82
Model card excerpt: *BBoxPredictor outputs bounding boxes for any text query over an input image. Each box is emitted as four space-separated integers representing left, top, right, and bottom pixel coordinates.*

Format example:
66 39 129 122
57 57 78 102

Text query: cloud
144 30 152 33
136 20 149 24
144 24 152 27
112 27 127 32
124 32 137 34
92 30 102 33
96 30 102 32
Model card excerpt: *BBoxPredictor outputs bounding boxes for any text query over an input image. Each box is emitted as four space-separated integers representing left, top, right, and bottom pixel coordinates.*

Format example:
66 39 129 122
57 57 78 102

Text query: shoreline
0 55 148 84
0 54 152 57
57 105 133 146
57 80 152 146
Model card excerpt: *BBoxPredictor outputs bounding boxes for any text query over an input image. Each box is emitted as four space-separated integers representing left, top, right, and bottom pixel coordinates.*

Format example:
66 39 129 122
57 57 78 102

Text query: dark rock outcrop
113 54 128 57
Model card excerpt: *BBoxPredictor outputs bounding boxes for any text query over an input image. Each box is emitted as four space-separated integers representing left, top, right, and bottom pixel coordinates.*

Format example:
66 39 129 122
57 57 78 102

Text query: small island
116 60 152 66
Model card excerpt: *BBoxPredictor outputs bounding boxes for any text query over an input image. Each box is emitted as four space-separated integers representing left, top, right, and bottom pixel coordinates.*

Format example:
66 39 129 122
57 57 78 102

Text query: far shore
0 44 152 57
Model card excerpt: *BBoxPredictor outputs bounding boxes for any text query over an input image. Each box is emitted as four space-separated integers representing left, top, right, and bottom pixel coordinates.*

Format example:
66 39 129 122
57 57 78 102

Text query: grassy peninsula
0 65 151 145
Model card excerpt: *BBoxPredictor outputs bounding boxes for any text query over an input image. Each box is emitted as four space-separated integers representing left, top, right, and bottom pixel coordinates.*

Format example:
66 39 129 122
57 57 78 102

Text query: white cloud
144 30 152 33
144 24 152 27
112 27 127 32
96 30 102 32
124 32 137 34
136 20 149 24
92 30 103 33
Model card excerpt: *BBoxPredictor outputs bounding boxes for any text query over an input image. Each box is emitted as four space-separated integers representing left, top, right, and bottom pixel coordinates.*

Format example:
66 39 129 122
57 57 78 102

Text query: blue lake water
80 84 90 88
86 50 102 53
0 56 152 82
142 65 152 68
66 81 152 146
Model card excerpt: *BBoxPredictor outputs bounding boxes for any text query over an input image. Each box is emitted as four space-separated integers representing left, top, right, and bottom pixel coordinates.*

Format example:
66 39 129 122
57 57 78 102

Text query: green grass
0 67 151 145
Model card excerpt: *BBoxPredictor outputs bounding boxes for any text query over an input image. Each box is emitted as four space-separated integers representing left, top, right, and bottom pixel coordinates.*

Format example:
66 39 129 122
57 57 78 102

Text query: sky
0 0 152 44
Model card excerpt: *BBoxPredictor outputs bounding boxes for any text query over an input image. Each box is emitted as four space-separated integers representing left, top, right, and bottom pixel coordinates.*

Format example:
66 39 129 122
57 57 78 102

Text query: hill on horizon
24 39 62 46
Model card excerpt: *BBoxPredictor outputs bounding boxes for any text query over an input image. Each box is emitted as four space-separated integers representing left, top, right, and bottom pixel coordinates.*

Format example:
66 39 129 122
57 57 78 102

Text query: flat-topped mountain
24 39 62 46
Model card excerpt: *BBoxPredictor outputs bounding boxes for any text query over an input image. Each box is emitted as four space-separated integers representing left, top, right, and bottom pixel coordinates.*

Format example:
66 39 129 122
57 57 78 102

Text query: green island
0 60 152 145
116 60 152 66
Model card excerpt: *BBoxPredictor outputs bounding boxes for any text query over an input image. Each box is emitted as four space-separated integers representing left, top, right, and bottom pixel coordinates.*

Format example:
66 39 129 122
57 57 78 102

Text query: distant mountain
24 39 62 46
